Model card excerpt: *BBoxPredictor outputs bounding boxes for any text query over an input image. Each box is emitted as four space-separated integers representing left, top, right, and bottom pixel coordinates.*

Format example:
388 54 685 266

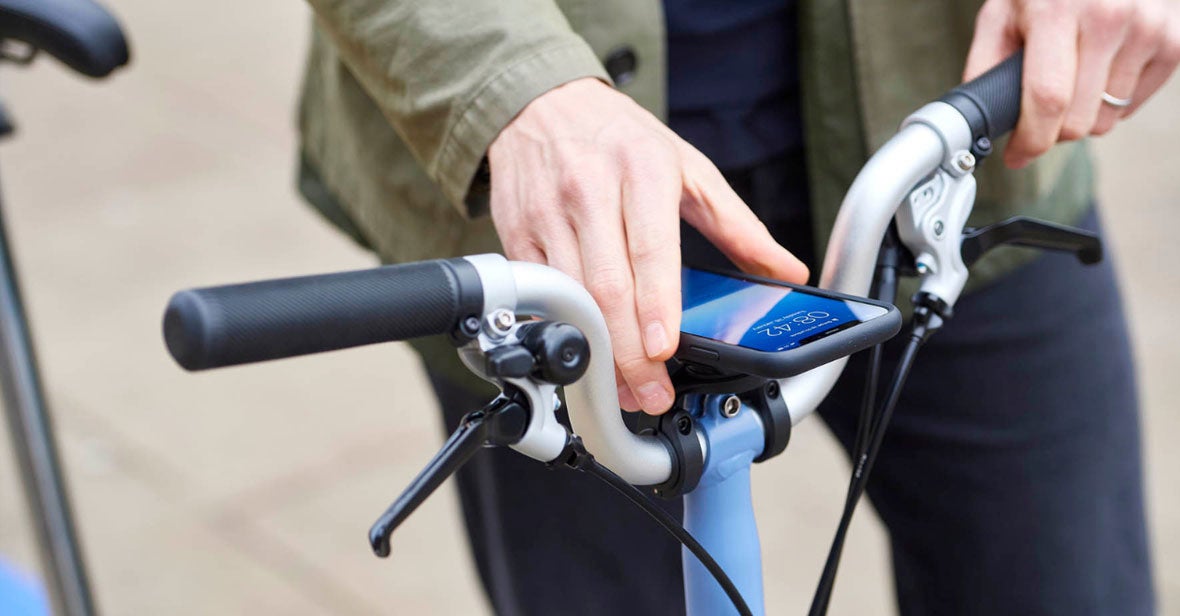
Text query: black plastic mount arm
163 258 484 371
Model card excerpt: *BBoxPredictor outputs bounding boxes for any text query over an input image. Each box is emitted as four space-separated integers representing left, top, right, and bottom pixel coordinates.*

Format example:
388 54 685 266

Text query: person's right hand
488 77 809 415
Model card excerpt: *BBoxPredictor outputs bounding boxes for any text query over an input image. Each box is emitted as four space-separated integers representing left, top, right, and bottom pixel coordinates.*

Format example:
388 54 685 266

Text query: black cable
850 343 884 476
808 311 936 616
557 439 754 616
852 227 903 465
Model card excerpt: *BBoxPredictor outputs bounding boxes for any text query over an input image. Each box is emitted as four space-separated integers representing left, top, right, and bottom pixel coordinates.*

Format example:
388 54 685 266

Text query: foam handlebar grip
163 259 483 371
940 50 1024 141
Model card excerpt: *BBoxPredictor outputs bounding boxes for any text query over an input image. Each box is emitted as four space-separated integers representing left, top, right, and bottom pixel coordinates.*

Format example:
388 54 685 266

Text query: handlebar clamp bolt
488 309 515 336
953 151 976 173
722 395 741 418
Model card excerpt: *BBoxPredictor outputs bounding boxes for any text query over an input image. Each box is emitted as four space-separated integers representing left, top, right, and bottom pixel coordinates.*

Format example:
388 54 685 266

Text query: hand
488 78 808 414
965 0 1180 168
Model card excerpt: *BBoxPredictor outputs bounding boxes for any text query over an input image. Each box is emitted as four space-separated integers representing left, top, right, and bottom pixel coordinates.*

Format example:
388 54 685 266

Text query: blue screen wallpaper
681 268 867 352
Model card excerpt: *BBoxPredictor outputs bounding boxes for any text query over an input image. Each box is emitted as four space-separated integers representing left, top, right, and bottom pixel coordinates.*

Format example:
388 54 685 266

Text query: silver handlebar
465 102 975 485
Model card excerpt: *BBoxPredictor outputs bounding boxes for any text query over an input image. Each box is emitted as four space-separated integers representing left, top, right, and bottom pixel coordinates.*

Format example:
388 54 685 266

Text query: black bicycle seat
0 0 129 78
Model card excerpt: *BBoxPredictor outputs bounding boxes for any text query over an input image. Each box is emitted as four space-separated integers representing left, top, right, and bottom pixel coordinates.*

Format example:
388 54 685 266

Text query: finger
532 215 586 285
1093 4 1166 134
570 167 674 415
1005 12 1079 168
1060 4 1130 140
678 145 809 284
964 0 1022 81
616 366 641 412
1123 10 1180 117
620 142 683 361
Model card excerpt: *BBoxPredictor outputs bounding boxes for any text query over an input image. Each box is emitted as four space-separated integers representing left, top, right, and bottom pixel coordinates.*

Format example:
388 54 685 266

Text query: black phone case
674 269 902 380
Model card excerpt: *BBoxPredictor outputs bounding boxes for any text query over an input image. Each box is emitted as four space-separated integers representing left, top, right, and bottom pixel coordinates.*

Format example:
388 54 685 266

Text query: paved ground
0 1 1176 614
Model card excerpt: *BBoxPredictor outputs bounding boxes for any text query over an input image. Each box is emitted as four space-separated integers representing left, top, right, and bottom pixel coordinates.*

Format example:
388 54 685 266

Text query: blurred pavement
0 1 1176 614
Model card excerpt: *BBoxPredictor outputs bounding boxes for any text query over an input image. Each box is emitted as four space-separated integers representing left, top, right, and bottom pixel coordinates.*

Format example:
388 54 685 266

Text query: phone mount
631 361 792 499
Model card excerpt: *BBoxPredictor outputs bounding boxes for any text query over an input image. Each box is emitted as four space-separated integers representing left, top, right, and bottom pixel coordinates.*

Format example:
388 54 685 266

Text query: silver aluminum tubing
778 117 953 424
510 261 674 486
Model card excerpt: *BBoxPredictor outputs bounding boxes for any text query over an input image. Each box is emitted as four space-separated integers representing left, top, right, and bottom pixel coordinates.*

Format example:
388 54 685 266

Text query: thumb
679 147 809 285
964 1 1023 81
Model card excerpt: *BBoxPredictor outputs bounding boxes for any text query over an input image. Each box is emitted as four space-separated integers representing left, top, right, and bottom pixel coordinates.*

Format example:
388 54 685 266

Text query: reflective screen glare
681 268 889 352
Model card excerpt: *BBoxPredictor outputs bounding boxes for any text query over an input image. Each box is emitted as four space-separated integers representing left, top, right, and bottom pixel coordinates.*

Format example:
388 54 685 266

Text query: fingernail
636 381 672 412
643 321 669 358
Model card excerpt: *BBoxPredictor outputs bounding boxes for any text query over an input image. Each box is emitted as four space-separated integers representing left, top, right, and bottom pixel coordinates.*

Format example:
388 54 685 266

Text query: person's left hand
965 0 1180 169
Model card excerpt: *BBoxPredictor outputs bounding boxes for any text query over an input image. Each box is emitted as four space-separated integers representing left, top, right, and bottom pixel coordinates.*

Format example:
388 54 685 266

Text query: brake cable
808 228 943 616
553 435 754 616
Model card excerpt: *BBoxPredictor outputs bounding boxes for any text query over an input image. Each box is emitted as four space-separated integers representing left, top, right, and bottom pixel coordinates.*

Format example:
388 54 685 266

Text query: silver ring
1102 91 1133 108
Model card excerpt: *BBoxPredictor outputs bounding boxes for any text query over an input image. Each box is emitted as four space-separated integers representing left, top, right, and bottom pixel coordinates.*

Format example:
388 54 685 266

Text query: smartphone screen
680 268 890 353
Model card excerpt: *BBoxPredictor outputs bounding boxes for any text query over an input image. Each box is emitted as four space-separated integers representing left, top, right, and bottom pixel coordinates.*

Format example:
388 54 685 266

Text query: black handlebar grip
163 258 483 371
940 50 1024 144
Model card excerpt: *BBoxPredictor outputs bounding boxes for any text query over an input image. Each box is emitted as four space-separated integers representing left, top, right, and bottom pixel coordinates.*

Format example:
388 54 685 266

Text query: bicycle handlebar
163 259 483 371
160 53 1027 484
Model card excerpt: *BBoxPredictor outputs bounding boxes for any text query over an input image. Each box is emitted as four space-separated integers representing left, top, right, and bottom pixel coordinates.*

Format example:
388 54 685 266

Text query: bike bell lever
960 216 1103 267
368 391 530 557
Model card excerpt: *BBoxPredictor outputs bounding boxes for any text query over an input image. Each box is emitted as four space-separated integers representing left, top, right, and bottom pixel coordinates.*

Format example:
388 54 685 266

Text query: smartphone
676 267 902 379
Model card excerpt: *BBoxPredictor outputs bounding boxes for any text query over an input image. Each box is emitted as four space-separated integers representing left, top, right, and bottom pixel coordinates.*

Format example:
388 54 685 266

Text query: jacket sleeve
305 0 610 217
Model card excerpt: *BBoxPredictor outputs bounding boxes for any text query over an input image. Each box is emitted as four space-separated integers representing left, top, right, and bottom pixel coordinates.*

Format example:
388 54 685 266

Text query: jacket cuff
431 40 610 218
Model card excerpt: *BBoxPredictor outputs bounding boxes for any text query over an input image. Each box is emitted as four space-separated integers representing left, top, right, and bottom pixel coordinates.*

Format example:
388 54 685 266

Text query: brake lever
368 391 530 558
368 320 591 558
960 216 1103 267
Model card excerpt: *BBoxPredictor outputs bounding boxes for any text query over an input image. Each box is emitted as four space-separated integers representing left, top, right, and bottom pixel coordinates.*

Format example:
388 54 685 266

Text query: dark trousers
426 155 1154 615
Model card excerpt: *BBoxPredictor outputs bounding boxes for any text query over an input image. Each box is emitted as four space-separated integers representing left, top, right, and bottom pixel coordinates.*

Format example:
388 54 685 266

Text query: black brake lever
368 390 530 557
960 216 1103 267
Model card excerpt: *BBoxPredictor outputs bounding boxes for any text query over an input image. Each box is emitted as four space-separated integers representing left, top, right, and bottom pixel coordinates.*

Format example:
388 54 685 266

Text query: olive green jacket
297 0 1093 385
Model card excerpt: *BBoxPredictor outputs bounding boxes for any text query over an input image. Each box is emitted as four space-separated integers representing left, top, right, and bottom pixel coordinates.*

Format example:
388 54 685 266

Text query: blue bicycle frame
682 394 767 616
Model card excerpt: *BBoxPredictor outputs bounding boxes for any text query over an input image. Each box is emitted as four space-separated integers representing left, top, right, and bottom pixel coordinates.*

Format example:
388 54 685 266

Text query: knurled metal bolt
722 395 741 418
954 151 976 172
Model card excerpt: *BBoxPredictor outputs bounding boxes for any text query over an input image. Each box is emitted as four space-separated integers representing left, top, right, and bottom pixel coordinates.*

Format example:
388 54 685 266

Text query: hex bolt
676 415 692 435
488 309 515 335
766 381 779 399
933 219 945 238
954 151 976 172
722 395 741 418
